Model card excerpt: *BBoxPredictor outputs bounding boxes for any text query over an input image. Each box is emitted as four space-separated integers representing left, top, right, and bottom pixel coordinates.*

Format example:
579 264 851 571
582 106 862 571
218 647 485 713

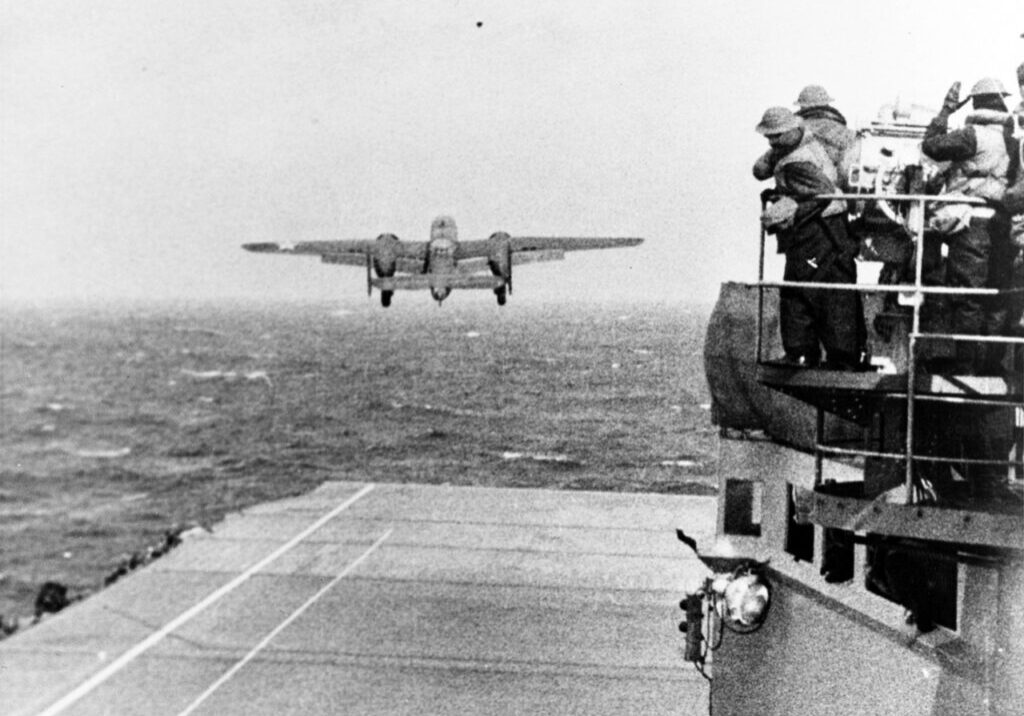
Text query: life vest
943 110 1011 202
773 132 845 217
798 107 856 169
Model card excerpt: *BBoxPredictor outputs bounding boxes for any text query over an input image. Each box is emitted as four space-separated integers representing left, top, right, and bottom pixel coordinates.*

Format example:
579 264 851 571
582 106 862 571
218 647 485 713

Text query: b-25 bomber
242 215 643 307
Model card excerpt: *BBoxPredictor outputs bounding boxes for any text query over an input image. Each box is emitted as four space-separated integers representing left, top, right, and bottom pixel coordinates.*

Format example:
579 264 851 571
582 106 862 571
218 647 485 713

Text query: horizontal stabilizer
321 252 368 267
371 276 430 291
372 275 506 291
456 257 492 274
448 275 507 289
396 257 425 273
512 249 565 265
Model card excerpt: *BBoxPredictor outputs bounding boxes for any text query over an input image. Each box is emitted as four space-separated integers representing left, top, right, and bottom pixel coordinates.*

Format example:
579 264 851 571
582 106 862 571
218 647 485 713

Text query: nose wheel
381 290 393 308
495 286 507 306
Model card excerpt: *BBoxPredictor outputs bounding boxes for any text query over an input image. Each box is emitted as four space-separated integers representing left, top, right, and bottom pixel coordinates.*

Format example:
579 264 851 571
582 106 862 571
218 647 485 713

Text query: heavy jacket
771 133 841 203
1007 136 1024 216
755 130 845 255
754 130 864 363
922 109 1012 203
796 105 856 172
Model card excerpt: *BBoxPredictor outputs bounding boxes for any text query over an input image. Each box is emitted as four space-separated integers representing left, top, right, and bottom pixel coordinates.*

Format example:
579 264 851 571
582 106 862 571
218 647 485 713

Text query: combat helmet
756 107 803 135
968 77 1010 98
794 85 835 109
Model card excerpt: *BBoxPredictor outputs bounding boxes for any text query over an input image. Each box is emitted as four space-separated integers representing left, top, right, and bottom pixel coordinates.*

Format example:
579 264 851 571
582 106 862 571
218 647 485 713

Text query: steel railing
752 192 1024 504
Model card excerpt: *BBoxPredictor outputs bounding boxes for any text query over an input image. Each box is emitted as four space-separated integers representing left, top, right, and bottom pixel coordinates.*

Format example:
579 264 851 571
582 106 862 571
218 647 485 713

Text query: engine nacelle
487 231 512 280
487 231 512 303
373 233 400 277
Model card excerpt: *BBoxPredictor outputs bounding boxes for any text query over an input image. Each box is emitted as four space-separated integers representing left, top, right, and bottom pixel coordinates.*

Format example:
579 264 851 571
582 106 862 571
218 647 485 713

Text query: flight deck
0 482 715 716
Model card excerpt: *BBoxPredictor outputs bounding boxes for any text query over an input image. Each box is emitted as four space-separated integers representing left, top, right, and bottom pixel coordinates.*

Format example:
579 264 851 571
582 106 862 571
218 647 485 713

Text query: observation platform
754 363 1024 548
757 362 1022 425
793 485 1023 550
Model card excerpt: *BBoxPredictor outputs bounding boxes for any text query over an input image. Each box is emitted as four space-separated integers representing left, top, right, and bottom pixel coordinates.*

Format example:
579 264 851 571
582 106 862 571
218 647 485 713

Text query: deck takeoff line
177 528 393 716
37 483 378 716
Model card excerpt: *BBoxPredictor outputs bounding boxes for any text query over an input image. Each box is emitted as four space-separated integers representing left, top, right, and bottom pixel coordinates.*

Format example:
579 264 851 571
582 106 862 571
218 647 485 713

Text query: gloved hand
760 195 798 232
759 187 779 205
941 81 962 114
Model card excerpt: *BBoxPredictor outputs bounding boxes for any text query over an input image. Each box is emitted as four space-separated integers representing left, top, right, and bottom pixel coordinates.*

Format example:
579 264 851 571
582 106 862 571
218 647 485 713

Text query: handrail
755 281 1011 294
753 190 1024 507
912 332 1024 345
817 192 988 204
816 443 1018 469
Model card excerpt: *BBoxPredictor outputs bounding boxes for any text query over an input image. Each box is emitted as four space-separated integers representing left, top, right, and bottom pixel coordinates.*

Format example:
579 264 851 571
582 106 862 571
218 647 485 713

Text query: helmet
968 77 1010 98
794 84 834 108
756 106 803 135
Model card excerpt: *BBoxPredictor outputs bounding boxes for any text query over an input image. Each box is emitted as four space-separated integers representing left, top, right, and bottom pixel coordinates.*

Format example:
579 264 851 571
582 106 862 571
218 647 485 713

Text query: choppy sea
0 299 715 620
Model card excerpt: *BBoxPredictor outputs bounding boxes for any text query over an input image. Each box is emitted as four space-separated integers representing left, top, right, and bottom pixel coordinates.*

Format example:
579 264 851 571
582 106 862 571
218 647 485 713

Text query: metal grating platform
793 486 1023 549
757 364 1022 425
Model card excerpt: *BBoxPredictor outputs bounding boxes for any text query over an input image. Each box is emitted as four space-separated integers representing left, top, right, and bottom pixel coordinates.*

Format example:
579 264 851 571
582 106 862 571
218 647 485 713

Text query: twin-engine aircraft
242 215 643 307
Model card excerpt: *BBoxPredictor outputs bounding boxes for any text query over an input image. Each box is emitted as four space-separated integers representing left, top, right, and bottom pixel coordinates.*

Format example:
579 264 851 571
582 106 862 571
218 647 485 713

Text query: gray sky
2 1 1022 305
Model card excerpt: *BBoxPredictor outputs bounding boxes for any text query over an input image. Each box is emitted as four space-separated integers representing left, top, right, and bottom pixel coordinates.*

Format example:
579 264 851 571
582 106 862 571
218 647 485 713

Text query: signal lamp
713 562 772 634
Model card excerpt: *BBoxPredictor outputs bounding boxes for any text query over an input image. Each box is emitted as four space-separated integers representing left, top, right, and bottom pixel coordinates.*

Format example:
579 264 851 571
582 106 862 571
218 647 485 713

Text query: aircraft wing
242 240 428 260
511 249 565 265
510 237 643 253
321 253 373 267
455 236 642 261
243 240 376 255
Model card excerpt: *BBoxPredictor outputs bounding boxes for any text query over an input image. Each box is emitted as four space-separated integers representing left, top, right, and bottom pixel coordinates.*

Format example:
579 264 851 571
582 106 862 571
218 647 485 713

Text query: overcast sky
2 1 1022 306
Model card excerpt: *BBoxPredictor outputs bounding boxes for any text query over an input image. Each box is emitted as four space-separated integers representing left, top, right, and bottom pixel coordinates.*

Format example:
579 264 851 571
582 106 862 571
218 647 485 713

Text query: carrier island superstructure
688 106 1024 715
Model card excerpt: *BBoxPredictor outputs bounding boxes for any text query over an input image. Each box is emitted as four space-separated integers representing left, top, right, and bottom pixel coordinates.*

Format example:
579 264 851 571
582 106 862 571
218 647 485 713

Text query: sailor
916 79 1018 503
793 84 857 176
754 106 866 369
1015 62 1024 129
1009 63 1024 336
921 78 1015 375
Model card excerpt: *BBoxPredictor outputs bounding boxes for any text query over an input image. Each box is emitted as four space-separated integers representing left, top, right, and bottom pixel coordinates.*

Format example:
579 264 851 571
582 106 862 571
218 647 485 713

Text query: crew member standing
754 106 865 369
794 84 857 175
921 78 1014 375
920 78 1017 503
1005 63 1024 337
1015 62 1024 129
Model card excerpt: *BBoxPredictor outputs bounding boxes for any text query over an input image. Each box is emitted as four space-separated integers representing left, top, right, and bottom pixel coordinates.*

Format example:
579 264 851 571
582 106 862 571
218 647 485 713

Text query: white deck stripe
177 528 393 716
37 483 377 716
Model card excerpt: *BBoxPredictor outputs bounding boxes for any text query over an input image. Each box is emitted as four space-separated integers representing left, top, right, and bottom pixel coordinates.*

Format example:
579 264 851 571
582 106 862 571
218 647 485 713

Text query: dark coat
796 105 856 169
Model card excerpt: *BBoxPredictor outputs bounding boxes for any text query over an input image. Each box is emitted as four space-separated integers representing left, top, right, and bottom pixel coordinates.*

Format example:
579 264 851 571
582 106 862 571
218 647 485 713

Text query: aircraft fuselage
427 215 459 302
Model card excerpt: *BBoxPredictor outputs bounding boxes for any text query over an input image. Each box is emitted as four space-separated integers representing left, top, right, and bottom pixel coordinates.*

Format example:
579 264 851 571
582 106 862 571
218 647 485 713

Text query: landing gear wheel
381 290 393 308
495 286 507 306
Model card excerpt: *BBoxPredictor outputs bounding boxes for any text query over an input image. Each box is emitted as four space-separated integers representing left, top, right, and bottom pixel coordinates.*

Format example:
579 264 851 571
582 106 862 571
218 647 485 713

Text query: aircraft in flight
242 215 643 307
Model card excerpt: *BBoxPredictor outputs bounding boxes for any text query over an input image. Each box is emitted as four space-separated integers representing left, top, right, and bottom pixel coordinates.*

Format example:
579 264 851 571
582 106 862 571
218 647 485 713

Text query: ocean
0 299 716 621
